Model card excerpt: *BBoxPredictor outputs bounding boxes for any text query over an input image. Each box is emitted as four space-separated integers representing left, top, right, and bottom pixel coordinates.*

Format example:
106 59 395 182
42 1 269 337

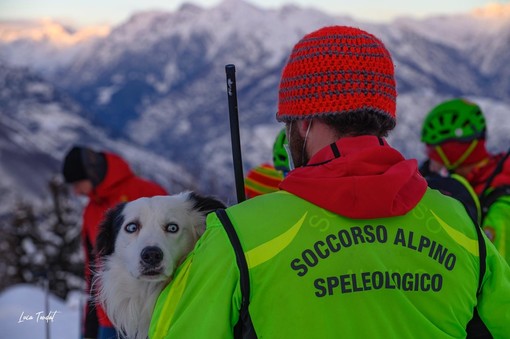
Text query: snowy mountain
0 62 194 216
0 19 109 77
1 0 510 206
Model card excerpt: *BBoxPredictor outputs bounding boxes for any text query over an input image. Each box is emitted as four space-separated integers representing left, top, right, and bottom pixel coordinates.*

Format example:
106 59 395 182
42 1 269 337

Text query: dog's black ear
188 192 226 238
188 192 226 215
95 202 126 258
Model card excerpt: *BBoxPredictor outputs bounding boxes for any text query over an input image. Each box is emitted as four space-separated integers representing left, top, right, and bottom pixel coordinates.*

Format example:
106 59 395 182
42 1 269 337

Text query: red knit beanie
277 26 396 122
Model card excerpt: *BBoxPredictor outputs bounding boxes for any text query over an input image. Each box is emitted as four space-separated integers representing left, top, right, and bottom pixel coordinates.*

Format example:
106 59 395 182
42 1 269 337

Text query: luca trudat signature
18 311 61 323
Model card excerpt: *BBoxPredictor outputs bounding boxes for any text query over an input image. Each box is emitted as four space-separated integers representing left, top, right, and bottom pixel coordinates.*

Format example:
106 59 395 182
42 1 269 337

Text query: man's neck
304 120 340 158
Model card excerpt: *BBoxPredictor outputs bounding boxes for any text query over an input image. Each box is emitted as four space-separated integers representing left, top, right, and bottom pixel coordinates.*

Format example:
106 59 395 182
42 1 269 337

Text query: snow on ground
0 284 84 339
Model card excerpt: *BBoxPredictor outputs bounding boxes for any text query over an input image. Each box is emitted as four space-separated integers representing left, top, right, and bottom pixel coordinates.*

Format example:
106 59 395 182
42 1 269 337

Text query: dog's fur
94 191 225 339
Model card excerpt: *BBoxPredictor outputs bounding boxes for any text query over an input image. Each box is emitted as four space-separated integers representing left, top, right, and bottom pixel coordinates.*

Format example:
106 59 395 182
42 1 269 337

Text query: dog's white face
96 192 226 282
118 194 204 281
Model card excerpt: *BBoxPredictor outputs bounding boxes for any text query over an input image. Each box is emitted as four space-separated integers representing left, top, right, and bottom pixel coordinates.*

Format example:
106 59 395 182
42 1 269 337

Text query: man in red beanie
62 146 168 339
421 98 510 265
149 26 510 338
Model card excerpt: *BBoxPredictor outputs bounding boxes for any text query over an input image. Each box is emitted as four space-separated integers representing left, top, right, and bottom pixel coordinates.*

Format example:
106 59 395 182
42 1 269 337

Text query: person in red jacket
62 145 168 339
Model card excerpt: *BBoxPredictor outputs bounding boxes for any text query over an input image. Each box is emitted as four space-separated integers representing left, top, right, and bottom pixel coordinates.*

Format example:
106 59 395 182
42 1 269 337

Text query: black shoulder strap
426 175 480 226
216 209 257 339
472 217 487 295
466 201 491 338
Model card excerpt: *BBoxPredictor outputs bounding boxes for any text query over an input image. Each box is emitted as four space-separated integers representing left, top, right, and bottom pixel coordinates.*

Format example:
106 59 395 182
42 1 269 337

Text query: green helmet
421 98 486 145
272 128 290 173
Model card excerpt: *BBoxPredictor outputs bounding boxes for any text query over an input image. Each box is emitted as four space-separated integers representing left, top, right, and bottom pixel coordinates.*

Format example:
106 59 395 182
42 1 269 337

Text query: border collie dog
94 192 225 339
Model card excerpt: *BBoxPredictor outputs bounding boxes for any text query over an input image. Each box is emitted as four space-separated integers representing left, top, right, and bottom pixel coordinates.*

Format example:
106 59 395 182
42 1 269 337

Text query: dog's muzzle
140 246 163 275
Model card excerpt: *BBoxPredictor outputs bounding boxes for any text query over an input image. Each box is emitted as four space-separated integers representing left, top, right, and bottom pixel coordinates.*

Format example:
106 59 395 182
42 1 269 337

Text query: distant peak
126 10 169 22
472 2 510 19
218 0 256 9
0 18 110 45
178 3 202 12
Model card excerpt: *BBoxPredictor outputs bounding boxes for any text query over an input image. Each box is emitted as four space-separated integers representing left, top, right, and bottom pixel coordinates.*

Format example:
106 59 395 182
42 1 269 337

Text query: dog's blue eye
165 223 179 233
125 223 138 233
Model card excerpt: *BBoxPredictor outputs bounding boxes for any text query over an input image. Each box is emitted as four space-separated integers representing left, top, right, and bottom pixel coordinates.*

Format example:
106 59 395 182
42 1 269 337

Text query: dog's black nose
141 246 164 266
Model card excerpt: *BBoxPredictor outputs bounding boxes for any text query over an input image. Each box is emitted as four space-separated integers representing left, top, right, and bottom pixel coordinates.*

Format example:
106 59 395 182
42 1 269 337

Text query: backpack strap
472 217 487 295
426 175 481 226
466 193 491 338
216 209 257 339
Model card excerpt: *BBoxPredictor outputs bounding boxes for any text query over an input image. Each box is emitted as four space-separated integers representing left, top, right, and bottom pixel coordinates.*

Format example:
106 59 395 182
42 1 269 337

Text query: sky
0 0 508 27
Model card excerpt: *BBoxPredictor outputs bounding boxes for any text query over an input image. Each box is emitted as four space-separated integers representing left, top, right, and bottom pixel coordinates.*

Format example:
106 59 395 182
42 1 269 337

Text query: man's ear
296 120 312 138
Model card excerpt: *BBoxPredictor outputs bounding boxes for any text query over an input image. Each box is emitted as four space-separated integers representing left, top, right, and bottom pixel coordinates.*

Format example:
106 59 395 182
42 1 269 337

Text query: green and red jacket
467 154 510 264
150 136 510 338
483 195 510 264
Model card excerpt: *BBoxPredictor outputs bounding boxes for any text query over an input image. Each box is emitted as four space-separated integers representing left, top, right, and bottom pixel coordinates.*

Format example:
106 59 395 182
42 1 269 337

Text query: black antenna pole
225 64 246 203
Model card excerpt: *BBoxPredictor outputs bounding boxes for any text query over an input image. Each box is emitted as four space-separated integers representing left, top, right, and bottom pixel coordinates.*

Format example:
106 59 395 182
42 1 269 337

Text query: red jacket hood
279 136 427 219
89 153 134 200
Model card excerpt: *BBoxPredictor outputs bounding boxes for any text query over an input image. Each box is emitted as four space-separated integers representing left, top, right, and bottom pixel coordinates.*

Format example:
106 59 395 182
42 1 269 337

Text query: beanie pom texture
277 26 397 122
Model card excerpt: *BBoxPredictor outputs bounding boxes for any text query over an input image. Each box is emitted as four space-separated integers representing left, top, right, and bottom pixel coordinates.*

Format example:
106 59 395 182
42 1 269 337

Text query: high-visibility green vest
483 194 510 264
150 190 510 338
